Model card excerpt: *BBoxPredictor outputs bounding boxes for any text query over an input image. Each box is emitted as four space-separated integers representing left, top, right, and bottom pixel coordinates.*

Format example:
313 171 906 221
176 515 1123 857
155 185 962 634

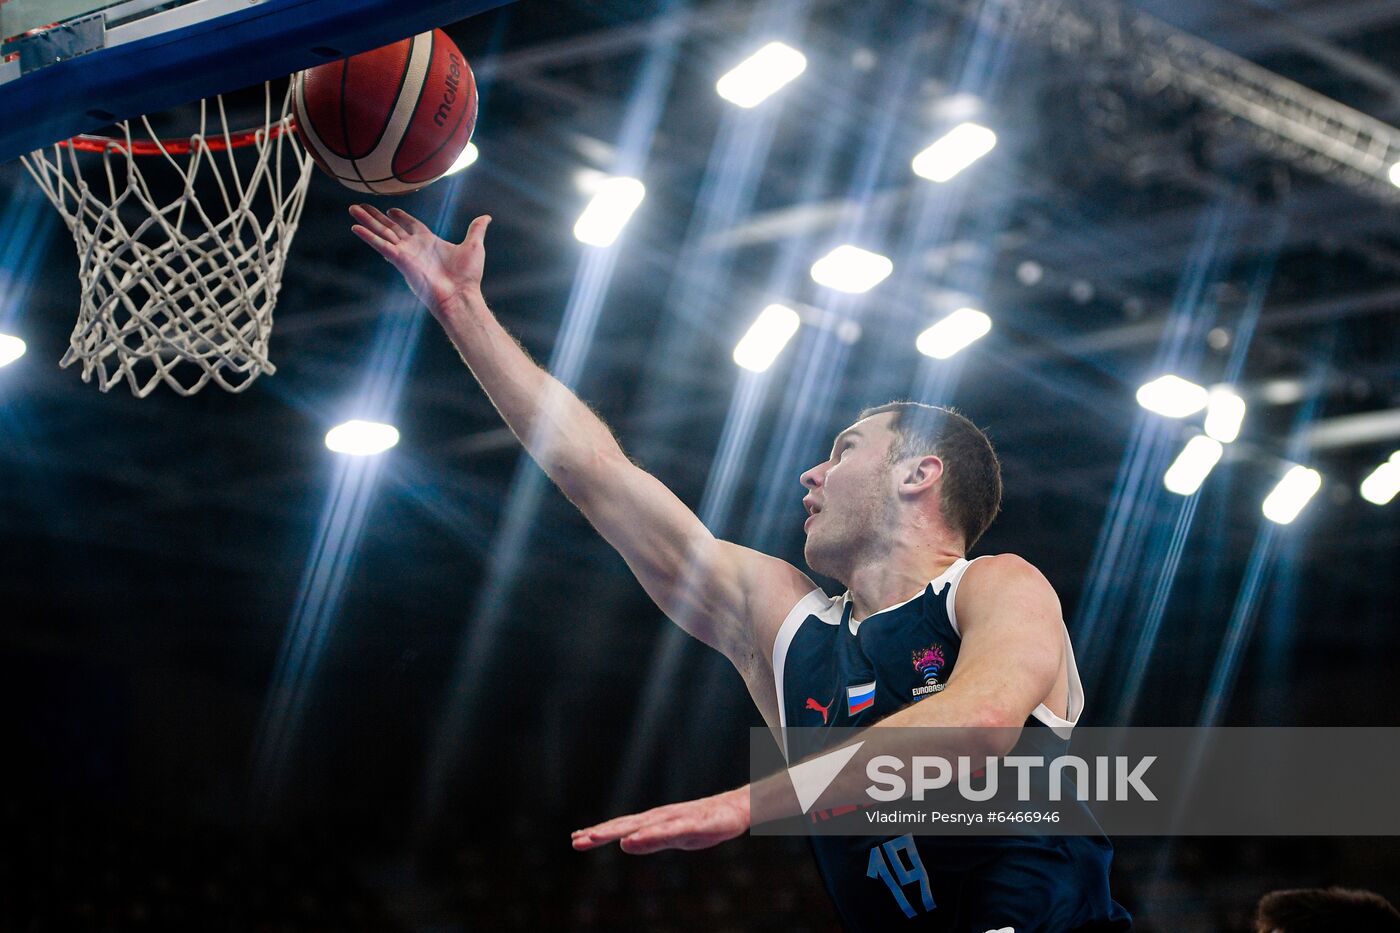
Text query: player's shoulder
965 552 1052 584
960 553 1062 610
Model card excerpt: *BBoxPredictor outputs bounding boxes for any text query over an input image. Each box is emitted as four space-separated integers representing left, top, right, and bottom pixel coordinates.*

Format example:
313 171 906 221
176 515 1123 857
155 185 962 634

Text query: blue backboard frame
1 0 513 162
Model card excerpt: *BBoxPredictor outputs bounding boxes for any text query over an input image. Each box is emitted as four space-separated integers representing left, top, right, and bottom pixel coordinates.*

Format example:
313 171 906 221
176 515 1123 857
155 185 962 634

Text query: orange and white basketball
292 29 477 195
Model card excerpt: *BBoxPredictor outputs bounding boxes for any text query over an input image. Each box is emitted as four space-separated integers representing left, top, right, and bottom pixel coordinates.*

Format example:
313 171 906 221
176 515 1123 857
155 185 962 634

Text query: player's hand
349 204 490 317
571 786 750 855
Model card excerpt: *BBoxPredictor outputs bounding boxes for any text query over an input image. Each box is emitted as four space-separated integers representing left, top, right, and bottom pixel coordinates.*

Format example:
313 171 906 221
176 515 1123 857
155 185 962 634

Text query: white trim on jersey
772 587 838 761
1031 626 1085 739
942 555 985 637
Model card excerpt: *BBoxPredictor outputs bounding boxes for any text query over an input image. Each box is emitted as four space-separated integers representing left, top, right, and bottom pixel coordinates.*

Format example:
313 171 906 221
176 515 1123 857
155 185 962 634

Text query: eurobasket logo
911 644 946 698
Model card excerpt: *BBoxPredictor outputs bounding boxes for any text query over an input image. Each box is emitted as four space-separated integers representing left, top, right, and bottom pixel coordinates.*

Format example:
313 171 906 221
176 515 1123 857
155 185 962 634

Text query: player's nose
799 463 824 489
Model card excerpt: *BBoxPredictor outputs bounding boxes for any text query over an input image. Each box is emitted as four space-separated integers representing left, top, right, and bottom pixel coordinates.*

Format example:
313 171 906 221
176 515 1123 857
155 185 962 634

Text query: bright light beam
1163 435 1223 495
325 419 400 456
1390 161 1400 188
0 333 25 367
1261 465 1322 524
602 2 821 814
915 307 991 359
911 122 997 182
716 41 807 108
1136 374 1209 418
1204 386 1246 443
573 176 646 247
420 17 680 835
444 142 479 176
1359 452 1400 505
733 304 800 372
809 244 893 293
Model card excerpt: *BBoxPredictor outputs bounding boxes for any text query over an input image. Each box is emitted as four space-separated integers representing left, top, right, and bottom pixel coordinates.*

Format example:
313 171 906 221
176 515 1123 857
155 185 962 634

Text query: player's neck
845 534 964 622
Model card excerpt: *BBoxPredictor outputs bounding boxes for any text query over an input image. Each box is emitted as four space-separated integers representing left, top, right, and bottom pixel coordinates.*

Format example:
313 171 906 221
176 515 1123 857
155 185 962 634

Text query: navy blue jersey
773 557 1131 933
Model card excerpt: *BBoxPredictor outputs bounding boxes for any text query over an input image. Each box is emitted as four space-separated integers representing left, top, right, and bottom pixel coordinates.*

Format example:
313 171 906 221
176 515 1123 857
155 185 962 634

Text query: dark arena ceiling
1 0 1398 929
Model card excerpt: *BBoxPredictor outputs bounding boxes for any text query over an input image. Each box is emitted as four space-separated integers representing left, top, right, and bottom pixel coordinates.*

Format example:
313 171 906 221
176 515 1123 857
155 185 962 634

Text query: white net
21 82 313 396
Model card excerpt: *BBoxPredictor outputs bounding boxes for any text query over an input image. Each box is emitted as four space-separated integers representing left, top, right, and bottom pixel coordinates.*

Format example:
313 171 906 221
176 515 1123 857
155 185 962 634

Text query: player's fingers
463 214 492 246
387 207 428 235
619 819 693 855
351 224 402 261
571 832 617 851
349 205 399 243
574 810 657 837
358 203 404 237
572 812 654 845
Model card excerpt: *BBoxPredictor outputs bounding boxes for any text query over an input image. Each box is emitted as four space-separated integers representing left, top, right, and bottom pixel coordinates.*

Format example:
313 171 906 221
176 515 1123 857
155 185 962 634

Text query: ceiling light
573 177 646 247
1136 374 1209 418
1163 435 1223 496
1262 465 1322 525
915 307 991 359
810 245 893 293
733 304 801 372
911 122 997 182
716 41 807 108
325 420 400 456
1203 386 1246 443
1359 453 1400 506
0 333 25 367
444 142 479 176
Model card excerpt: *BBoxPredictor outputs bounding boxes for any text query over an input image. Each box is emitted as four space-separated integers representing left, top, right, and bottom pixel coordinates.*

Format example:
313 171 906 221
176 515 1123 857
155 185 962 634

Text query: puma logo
805 696 833 724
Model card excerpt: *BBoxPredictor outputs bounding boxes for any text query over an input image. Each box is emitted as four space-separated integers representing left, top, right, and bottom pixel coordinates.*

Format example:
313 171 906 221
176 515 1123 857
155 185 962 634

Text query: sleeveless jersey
773 557 1132 933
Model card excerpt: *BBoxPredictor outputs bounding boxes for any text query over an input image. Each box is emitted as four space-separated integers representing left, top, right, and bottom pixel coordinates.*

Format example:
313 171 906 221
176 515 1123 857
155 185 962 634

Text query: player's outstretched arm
350 206 814 673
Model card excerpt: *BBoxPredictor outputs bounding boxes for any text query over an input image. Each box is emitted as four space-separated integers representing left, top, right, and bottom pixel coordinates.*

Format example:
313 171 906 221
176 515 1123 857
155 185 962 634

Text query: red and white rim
60 120 297 156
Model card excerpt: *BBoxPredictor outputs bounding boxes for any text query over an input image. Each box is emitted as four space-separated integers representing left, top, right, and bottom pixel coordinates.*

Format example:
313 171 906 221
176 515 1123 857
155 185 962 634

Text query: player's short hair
858 401 1001 551
1255 887 1400 933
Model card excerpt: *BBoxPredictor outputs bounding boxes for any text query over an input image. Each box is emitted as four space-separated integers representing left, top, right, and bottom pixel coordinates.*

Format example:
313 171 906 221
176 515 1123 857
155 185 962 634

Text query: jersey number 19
866 835 936 918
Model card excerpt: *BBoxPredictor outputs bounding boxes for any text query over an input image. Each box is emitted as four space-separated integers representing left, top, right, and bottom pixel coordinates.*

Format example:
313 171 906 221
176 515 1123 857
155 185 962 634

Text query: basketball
292 29 477 195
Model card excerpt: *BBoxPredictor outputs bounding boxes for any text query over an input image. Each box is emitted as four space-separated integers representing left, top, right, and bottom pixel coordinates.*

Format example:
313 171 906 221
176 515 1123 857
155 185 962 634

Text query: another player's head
1254 887 1400 932
799 401 1000 582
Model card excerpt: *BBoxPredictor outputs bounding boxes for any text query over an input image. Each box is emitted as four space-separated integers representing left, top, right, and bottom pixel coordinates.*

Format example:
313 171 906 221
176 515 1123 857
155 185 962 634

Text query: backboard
0 0 512 162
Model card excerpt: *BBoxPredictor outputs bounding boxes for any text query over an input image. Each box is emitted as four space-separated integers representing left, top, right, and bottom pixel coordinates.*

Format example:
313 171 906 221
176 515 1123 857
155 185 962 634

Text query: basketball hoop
21 82 313 396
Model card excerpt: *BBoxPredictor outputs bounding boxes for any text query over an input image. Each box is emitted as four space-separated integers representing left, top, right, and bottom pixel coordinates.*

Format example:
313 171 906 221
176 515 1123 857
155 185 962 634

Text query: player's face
799 413 901 580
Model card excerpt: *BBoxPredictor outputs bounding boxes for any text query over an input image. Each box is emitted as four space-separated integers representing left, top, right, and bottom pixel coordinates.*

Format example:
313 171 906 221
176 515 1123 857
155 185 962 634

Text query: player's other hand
571 786 750 855
349 204 490 318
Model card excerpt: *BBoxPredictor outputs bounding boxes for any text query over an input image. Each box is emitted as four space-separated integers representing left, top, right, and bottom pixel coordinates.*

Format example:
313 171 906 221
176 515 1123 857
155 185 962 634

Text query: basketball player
350 205 1131 932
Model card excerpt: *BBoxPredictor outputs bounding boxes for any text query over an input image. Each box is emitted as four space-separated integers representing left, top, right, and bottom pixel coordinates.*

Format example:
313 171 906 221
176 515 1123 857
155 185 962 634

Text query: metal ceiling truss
990 0 1400 201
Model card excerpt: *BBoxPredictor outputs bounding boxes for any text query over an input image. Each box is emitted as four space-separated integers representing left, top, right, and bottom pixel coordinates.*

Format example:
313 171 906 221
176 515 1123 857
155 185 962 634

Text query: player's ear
899 455 943 496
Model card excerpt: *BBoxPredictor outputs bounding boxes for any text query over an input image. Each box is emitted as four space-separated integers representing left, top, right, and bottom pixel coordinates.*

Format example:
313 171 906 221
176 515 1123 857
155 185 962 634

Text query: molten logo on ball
436 52 465 128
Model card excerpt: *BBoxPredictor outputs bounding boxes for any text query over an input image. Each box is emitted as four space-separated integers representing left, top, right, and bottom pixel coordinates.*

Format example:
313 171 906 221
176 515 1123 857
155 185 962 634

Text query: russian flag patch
846 681 876 716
